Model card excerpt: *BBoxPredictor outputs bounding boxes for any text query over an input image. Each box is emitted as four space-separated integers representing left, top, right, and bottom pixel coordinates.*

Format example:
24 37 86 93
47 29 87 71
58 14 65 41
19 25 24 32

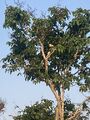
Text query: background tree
0 99 5 113
13 98 90 120
0 99 5 119
13 99 55 120
2 5 90 120
65 97 90 120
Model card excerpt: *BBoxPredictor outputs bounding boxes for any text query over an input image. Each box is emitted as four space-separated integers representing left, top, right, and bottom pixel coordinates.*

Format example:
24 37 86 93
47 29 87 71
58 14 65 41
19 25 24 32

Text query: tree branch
64 49 80 76
46 48 56 59
74 49 79 59
39 40 56 60
66 96 90 120
39 40 46 60
49 81 60 101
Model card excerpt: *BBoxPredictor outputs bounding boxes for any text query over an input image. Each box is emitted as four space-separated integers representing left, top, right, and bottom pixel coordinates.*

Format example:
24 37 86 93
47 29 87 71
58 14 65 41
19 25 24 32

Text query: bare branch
39 40 46 60
74 49 79 59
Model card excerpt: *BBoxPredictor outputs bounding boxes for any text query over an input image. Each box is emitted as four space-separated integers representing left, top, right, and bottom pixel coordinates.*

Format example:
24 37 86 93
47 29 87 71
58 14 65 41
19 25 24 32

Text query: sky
0 0 90 120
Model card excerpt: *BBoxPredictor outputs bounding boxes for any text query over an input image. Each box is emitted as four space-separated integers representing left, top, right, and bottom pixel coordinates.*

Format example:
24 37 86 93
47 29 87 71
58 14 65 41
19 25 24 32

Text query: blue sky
0 0 90 120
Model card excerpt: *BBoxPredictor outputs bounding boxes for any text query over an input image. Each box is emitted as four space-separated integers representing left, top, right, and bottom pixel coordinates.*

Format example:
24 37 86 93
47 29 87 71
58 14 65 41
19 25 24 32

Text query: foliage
2 6 90 91
2 5 90 120
13 98 90 120
64 99 75 119
13 99 55 120
77 98 90 120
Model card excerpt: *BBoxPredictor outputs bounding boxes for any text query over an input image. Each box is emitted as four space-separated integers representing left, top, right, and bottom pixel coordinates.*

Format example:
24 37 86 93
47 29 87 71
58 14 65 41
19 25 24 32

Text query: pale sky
0 0 90 120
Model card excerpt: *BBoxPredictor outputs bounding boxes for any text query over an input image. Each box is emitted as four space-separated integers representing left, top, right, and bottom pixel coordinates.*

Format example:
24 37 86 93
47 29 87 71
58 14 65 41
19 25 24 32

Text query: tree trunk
55 97 64 120
49 81 64 120
55 85 64 120
55 105 59 120
61 85 64 120
57 99 62 120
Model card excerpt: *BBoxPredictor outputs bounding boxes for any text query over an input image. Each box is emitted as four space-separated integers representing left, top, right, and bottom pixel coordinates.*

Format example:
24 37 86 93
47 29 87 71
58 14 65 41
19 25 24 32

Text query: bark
55 86 64 120
57 99 62 120
45 58 48 72
49 82 62 120
54 92 64 120
55 105 59 120
61 85 64 120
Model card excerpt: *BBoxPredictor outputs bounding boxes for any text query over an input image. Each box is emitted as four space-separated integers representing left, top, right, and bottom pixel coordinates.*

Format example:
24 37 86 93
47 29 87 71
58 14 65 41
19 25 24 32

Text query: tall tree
2 5 90 120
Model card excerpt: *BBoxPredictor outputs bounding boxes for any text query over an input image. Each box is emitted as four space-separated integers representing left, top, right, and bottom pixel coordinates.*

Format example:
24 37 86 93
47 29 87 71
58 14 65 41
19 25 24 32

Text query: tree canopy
3 6 90 91
13 98 90 120
2 5 90 120
13 99 55 120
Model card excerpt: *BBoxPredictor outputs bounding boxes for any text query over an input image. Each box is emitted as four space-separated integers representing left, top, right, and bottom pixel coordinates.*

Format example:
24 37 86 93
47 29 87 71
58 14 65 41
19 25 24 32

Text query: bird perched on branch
49 44 54 47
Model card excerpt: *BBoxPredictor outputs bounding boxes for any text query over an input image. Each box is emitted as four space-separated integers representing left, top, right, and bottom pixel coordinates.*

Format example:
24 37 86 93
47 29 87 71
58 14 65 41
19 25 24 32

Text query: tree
13 99 55 120
13 98 90 120
65 97 90 120
0 99 5 112
0 100 5 119
2 5 90 120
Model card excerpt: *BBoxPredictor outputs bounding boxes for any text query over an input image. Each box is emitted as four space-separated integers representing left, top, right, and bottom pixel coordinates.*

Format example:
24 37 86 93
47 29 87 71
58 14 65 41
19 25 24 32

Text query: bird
49 44 54 47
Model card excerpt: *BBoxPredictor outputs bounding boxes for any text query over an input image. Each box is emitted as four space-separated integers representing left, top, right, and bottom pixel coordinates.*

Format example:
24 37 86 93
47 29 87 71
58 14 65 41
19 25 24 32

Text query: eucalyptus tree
2 5 90 120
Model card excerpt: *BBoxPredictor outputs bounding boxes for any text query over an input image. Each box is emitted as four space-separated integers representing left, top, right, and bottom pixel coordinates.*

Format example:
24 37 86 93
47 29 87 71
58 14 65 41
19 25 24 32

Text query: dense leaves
2 5 90 120
2 6 90 92
13 99 55 120
13 98 90 120
4 6 30 29
64 99 75 119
